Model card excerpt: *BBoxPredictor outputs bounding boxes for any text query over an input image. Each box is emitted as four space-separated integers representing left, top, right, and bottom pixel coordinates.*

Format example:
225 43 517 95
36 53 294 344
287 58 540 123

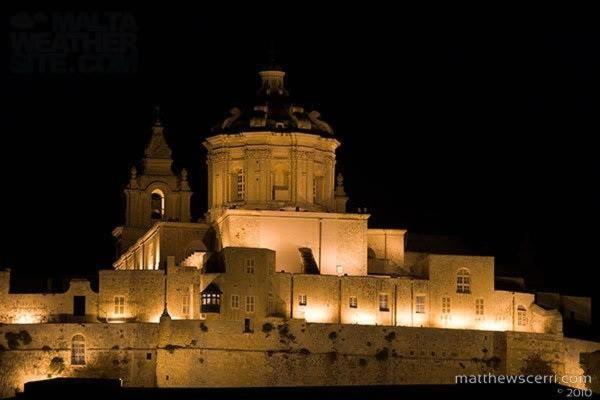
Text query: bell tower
113 111 192 256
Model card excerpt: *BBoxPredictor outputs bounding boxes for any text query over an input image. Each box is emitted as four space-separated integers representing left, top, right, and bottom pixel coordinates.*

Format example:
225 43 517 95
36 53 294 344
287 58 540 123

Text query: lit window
415 295 426 314
151 189 165 220
236 169 245 201
71 335 85 365
114 296 125 315
475 298 484 317
379 294 389 311
298 294 307 306
456 268 471 293
246 296 255 313
245 258 255 274
201 284 221 313
517 305 527 326
349 296 358 308
231 295 240 309
182 294 190 317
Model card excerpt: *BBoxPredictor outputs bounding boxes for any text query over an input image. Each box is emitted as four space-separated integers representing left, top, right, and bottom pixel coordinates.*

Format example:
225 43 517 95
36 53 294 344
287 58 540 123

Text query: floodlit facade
0 69 598 397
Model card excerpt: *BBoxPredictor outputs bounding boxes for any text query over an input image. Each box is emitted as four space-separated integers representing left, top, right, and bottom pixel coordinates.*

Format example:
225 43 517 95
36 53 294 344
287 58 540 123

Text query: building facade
0 69 598 397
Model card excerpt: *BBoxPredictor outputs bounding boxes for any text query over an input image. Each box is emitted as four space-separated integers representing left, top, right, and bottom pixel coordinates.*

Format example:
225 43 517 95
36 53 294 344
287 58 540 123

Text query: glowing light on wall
13 312 42 324
352 312 376 325
303 307 332 323
479 320 510 332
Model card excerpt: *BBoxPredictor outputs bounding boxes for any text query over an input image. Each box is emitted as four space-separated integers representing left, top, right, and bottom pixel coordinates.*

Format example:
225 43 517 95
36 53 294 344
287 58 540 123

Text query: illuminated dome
213 69 334 136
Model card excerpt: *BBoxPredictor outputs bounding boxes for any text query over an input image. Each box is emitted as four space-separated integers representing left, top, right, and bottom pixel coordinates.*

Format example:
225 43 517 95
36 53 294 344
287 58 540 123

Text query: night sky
2 7 598 310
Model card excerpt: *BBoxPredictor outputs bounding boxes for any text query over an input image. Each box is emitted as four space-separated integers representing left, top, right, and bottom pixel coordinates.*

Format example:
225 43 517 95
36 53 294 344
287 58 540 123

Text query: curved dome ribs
214 69 334 136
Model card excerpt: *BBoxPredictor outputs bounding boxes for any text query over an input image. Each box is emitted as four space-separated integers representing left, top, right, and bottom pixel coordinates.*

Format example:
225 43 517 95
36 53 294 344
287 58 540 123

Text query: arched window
151 189 165 220
71 334 85 365
456 268 471 293
517 305 528 326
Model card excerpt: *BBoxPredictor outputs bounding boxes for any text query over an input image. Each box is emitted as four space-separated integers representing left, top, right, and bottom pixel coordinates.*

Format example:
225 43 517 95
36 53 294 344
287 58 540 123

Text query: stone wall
0 323 158 398
154 319 563 388
0 318 583 398
216 210 369 276
0 279 98 324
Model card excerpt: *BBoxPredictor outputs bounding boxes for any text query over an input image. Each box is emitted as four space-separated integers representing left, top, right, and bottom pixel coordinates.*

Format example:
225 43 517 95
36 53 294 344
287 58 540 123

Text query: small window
246 296 255 313
231 294 240 309
182 294 190 317
236 170 245 201
415 295 426 314
349 296 358 308
114 296 125 315
379 294 389 311
475 298 484 317
244 318 253 333
442 297 451 314
146 352 152 360
245 258 255 274
71 335 85 365
298 294 307 306
517 305 527 326
456 268 471 293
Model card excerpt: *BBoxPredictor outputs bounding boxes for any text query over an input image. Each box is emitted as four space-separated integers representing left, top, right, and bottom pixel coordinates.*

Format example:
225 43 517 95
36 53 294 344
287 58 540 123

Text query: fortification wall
0 323 158 398
0 319 573 398
155 319 564 388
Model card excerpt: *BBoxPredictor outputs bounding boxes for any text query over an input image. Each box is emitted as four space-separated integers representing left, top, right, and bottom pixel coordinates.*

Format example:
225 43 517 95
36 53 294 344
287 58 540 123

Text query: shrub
165 344 183 354
375 347 390 361
359 358 368 367
262 323 274 333
5 331 32 349
326 351 338 363
49 357 65 375
384 332 396 342
328 331 337 341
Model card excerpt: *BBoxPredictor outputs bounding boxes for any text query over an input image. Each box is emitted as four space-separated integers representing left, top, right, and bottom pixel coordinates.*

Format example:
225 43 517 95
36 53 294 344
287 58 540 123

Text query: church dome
213 69 334 136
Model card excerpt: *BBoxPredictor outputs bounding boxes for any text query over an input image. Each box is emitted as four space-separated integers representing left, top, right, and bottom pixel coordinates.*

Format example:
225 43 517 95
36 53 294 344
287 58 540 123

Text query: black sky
1 7 598 301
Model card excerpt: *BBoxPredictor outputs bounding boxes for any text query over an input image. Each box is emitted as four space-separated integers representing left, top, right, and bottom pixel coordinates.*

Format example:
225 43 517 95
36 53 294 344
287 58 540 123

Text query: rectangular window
268 294 274 315
236 170 245 200
246 296 255 313
245 258 255 274
114 296 125 315
231 294 240 309
379 294 389 311
349 296 358 308
73 295 86 316
415 295 426 314
182 294 190 317
441 297 451 314
475 298 484 316
298 294 307 306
